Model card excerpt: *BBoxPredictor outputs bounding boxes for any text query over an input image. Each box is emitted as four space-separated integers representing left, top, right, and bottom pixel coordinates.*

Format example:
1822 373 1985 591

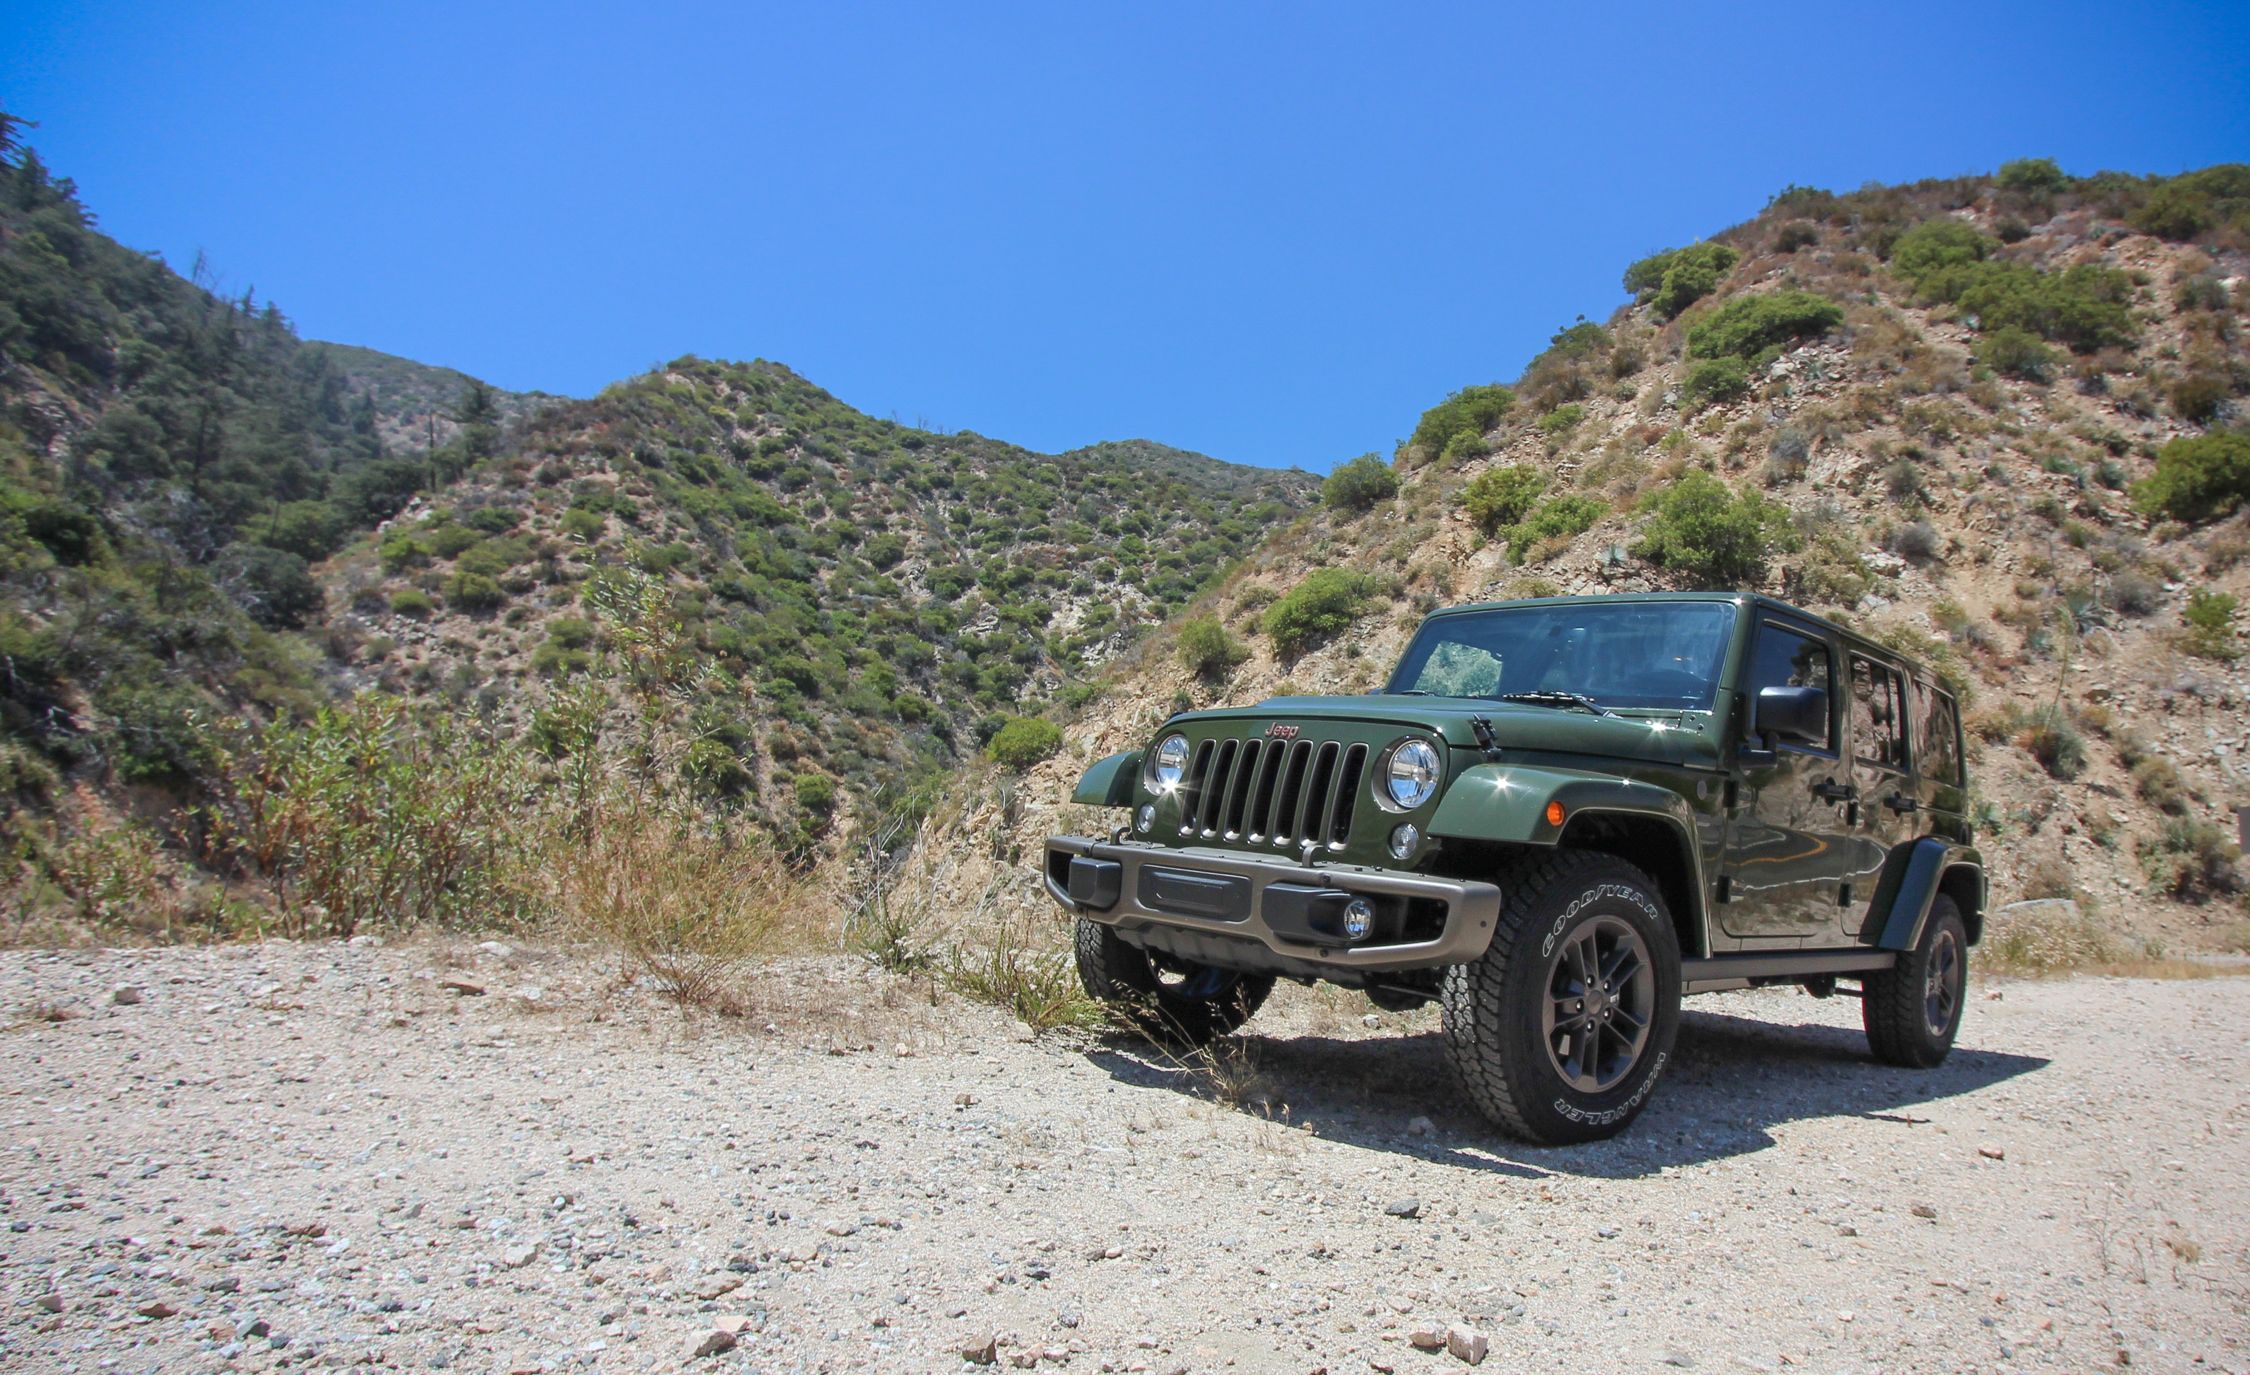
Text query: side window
1747 623 1834 751
1913 682 1963 785
1850 657 1908 772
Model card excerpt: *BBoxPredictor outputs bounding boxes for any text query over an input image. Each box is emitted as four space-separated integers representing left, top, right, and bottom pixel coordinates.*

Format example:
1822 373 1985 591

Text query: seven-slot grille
1173 735 1370 851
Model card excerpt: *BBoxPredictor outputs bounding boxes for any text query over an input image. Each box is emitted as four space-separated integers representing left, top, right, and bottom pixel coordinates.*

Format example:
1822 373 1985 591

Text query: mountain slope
955 162 2250 953
325 357 1315 836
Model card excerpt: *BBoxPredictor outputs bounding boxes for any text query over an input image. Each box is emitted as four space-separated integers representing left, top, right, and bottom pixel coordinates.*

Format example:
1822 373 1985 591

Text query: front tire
1863 899 1967 1068
1073 918 1273 1048
1440 852 1682 1145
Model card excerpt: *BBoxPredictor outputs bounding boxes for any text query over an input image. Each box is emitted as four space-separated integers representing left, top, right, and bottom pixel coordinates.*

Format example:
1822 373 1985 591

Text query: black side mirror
1756 685 1829 749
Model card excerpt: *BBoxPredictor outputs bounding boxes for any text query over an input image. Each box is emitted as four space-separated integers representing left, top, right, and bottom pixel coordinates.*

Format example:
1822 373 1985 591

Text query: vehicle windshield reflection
1387 602 1737 712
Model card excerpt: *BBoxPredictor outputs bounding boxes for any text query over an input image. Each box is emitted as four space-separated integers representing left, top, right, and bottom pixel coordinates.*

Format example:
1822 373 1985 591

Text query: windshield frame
1385 600 1741 713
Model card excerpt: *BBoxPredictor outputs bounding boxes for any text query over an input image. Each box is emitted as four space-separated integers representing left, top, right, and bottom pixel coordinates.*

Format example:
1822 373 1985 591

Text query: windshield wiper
1493 690 1616 718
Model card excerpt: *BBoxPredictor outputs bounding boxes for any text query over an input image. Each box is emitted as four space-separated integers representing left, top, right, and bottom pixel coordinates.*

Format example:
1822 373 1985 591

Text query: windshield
1387 602 1738 711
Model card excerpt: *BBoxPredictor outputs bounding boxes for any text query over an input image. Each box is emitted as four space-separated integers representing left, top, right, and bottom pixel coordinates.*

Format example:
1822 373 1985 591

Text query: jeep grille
1175 736 1368 852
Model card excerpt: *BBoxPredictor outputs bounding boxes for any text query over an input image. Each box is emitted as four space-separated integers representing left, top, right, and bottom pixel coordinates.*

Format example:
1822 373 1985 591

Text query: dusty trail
1 940 2244 1374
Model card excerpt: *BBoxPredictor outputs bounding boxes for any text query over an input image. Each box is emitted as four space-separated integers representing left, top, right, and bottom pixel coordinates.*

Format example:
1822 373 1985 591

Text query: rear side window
1913 682 1964 786
1850 657 1909 772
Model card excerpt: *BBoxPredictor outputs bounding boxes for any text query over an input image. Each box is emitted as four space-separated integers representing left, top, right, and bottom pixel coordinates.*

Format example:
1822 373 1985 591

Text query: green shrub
863 532 907 569
100 681 218 785
792 771 838 813
1538 403 1586 435
1405 386 1514 466
2134 431 2250 523
2140 818 2244 900
389 587 435 618
216 544 323 630
1623 242 1741 320
1505 495 1608 561
1680 357 1752 410
1262 569 1385 656
1774 222 1819 253
1996 157 2070 194
1322 453 1399 511
1176 615 1249 678
445 570 506 613
988 716 1064 769
1983 326 2056 382
204 697 534 937
1438 431 1490 466
2183 588 2240 661
1888 219 1992 279
1952 264 2134 352
547 617 597 650
1635 470 1798 585
561 507 606 541
2131 182 2214 241
1462 465 1547 534
2016 703 2087 780
2170 374 2230 426
1684 291 1844 360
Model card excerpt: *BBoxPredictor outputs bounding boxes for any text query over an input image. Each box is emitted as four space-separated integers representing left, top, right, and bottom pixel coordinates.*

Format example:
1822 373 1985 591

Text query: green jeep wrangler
1045 593 1984 1144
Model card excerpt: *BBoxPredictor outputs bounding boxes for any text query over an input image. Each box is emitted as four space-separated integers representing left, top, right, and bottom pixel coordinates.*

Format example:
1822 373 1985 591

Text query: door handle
1884 793 1921 814
1811 780 1855 803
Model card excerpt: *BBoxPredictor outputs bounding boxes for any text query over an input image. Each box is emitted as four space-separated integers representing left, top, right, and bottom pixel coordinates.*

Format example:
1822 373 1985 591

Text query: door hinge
1714 875 1733 904
1837 882 1854 908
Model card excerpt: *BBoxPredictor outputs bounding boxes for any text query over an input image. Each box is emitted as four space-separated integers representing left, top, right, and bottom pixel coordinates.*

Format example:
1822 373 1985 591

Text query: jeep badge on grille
1264 723 1300 739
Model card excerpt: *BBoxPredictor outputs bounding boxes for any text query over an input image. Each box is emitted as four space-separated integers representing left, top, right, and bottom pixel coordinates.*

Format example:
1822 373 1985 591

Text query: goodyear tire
1440 852 1682 1145
1073 918 1274 1049
1862 898 1967 1068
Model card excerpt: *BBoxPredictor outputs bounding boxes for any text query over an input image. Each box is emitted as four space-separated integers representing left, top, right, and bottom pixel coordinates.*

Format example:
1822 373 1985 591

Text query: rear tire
1073 918 1273 1049
1440 852 1682 1144
1863 899 1967 1068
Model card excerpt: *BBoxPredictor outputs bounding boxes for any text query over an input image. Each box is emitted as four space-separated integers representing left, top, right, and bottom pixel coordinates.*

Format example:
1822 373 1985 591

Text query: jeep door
1843 653 1916 939
1721 618 1857 941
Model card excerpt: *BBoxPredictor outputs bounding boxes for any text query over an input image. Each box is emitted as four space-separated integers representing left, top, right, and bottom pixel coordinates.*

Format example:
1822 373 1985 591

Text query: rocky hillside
324 357 1313 835
957 161 2250 954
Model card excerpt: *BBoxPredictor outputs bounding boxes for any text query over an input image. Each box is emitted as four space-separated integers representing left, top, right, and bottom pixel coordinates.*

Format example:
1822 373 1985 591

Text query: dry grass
1982 900 2250 979
544 800 809 1014
942 912 1104 1034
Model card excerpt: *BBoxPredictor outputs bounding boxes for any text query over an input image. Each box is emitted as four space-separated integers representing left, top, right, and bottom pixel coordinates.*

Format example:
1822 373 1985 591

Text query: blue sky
6 3 2246 471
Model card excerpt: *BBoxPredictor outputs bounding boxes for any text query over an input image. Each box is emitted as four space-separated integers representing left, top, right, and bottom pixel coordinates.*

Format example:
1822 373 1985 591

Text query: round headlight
1149 734 1190 790
1385 739 1441 809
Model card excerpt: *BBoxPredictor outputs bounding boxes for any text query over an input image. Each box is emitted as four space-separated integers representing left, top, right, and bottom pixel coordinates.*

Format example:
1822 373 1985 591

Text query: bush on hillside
1404 386 1515 467
2134 431 2250 523
1538 404 1586 435
1996 158 2070 194
988 716 1063 770
1635 469 1798 585
1887 219 1992 278
215 544 323 630
389 588 435 618
1684 291 1844 361
1176 615 1249 678
2016 703 2087 781
2169 374 2230 426
1461 465 1546 534
2131 182 2216 241
2183 588 2240 661
1262 569 1386 656
1774 222 1820 253
444 570 506 613
1504 495 1608 562
1322 453 1399 511
1680 357 1752 410
1983 326 2056 382
1952 263 2135 352
1623 242 1741 320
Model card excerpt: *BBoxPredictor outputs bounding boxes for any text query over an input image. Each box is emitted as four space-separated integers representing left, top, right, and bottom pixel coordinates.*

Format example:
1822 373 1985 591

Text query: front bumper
1043 835 1503 972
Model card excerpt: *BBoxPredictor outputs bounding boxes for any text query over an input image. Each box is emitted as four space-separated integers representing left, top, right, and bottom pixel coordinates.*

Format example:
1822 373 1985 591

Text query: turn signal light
1545 800 1567 827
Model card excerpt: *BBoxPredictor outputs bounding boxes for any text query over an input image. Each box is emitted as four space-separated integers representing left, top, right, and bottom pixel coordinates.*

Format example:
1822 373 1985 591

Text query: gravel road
2 939 2245 1375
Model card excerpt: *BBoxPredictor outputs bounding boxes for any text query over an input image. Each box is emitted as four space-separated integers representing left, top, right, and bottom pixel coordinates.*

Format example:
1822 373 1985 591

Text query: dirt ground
1 938 2245 1375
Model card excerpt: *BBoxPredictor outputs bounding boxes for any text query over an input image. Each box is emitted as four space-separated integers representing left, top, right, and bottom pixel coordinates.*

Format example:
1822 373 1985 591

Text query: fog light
1341 898 1375 942
1136 804 1155 833
1388 823 1419 861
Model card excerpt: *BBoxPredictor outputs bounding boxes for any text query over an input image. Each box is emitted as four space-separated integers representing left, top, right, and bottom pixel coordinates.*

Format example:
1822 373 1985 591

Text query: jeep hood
1168 694 1721 769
